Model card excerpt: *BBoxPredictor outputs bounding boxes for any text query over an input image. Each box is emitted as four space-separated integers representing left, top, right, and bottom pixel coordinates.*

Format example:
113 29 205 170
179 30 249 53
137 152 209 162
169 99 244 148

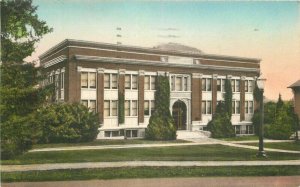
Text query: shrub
35 103 99 143
145 75 176 140
207 102 235 138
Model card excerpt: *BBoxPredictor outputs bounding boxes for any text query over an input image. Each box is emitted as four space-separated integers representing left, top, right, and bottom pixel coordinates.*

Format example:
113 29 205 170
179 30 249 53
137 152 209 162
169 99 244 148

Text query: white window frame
81 72 97 89
104 73 118 90
104 100 118 117
81 100 97 113
202 78 212 92
202 100 212 114
232 100 240 114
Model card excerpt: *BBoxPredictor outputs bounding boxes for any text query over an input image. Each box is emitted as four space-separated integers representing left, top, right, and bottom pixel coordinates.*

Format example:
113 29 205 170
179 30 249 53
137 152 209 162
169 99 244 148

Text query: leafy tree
145 75 176 140
0 0 52 159
224 79 232 118
276 94 284 112
34 103 99 143
207 102 235 138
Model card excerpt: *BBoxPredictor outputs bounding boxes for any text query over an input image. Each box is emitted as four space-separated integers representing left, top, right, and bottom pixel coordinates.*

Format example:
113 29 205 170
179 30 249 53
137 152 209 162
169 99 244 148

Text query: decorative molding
119 69 126 75
192 73 202 79
241 76 246 80
77 66 82 72
157 71 165 76
43 55 67 68
97 68 105 74
227 75 232 79
139 70 145 76
213 74 218 79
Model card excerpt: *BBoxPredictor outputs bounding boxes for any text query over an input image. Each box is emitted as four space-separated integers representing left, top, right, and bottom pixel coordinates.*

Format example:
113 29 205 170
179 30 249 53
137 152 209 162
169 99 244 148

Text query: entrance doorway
172 100 187 130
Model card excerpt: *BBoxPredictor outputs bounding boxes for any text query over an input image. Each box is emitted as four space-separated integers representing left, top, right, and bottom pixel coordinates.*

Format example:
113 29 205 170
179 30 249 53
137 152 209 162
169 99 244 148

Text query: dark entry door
172 100 187 130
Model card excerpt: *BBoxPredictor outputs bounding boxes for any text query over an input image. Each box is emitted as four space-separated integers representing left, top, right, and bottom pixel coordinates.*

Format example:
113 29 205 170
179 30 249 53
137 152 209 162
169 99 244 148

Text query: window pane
60 72 64 89
81 72 88 88
151 100 155 115
111 74 118 89
90 100 96 113
81 100 88 107
89 73 96 88
207 101 212 114
111 100 118 116
249 81 253 92
151 76 156 90
245 102 249 114
144 101 150 116
217 79 221 91
184 77 188 91
104 74 110 89
201 79 206 91
235 126 241 134
125 75 131 89
232 101 235 114
175 77 182 91
249 101 253 113
222 79 225 92
104 101 110 117
207 79 212 91
132 75 138 89
245 81 248 92
125 100 130 116
231 80 235 92
236 101 240 114
201 101 206 114
132 100 137 116
144 76 150 90
236 80 240 92
132 130 138 137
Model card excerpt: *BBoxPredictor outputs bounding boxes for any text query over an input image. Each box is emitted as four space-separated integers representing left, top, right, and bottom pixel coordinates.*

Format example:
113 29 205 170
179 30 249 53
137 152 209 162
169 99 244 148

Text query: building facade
288 80 300 119
40 39 260 139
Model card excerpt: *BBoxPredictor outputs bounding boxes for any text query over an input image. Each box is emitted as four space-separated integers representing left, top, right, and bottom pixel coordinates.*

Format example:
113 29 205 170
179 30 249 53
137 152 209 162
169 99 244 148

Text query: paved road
3 176 300 187
2 160 300 172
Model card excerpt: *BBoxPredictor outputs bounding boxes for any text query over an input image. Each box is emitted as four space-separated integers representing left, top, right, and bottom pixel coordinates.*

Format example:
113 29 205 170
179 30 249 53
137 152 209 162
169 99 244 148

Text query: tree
276 94 284 112
145 75 176 140
207 102 235 138
224 79 232 118
0 0 52 159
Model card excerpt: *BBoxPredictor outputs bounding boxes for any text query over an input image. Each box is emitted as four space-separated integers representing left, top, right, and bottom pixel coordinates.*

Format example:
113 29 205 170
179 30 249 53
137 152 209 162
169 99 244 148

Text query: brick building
39 39 260 139
288 80 300 119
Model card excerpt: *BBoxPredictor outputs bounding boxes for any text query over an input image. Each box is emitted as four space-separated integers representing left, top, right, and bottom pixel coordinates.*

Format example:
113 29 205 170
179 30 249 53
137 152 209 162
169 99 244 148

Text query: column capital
119 69 126 75
77 66 82 72
157 71 165 76
227 75 232 79
213 74 218 79
97 68 105 74
139 70 145 76
192 73 202 79
241 76 246 80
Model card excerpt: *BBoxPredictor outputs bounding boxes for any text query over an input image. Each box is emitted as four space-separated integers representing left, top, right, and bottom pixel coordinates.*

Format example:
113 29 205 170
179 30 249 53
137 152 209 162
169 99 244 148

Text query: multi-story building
39 39 260 139
288 80 300 119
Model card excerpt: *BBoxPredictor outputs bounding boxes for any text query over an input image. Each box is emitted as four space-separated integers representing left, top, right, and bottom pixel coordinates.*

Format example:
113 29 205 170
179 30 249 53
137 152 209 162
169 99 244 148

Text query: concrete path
3 176 300 187
2 160 300 172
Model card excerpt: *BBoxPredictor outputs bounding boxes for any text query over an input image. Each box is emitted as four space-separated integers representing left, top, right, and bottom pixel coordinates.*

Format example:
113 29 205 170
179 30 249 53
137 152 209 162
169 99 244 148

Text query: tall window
202 78 212 91
245 101 254 114
183 77 188 91
235 80 240 92
111 100 118 116
132 100 138 116
144 101 150 116
144 76 150 90
111 74 118 89
81 100 88 107
81 72 88 88
125 74 138 90
217 79 221 92
175 77 182 91
151 100 155 114
90 100 96 113
202 100 212 114
104 74 110 89
125 100 130 116
245 80 248 92
104 101 110 117
60 72 64 89
132 75 138 89
125 75 131 89
150 76 156 90
104 74 118 89
231 80 235 92
232 100 240 114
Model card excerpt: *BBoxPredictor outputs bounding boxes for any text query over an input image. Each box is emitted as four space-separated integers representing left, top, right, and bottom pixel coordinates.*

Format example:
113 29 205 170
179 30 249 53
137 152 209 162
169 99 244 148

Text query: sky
29 0 300 101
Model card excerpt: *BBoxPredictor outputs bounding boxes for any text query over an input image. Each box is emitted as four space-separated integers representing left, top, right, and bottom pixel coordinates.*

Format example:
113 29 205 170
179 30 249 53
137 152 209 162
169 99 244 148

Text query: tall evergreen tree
276 94 284 111
224 79 232 118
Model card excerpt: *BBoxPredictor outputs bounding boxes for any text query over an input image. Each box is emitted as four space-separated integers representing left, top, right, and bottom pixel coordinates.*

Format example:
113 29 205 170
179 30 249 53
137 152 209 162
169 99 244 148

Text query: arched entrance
172 100 187 130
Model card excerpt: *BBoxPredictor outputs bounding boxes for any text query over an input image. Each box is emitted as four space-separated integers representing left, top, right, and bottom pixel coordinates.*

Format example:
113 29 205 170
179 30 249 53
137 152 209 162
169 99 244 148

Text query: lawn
33 139 190 149
2 166 300 182
242 141 300 151
2 144 300 165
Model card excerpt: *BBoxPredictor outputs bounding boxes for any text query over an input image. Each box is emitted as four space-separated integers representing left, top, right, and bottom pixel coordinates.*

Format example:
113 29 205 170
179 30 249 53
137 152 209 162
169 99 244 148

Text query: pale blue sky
31 1 300 100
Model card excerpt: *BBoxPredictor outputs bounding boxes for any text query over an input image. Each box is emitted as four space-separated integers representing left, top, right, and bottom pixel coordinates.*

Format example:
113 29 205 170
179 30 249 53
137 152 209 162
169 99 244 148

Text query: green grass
2 144 300 165
242 141 300 151
220 135 259 141
33 139 190 149
2 166 300 182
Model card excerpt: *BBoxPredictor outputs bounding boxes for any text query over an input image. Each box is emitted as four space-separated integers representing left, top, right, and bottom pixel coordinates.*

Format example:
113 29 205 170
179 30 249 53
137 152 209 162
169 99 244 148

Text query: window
222 79 225 92
104 74 110 89
247 125 253 134
249 81 253 92
90 100 96 113
132 100 138 116
111 74 118 89
151 100 155 115
81 72 88 88
132 75 138 89
151 76 156 90
144 76 150 90
217 79 221 92
202 100 212 114
245 80 248 92
202 78 212 91
60 72 64 89
105 131 121 137
232 100 240 114
125 100 130 116
81 100 88 107
235 80 240 92
175 77 182 91
89 73 96 88
235 126 241 134
125 75 131 89
104 101 110 117
111 100 118 116
144 101 150 116
245 101 254 114
183 77 188 91
231 80 235 92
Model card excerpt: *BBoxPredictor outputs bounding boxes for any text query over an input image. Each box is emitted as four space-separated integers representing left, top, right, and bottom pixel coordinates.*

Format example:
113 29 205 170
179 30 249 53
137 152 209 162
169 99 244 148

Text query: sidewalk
2 160 300 172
